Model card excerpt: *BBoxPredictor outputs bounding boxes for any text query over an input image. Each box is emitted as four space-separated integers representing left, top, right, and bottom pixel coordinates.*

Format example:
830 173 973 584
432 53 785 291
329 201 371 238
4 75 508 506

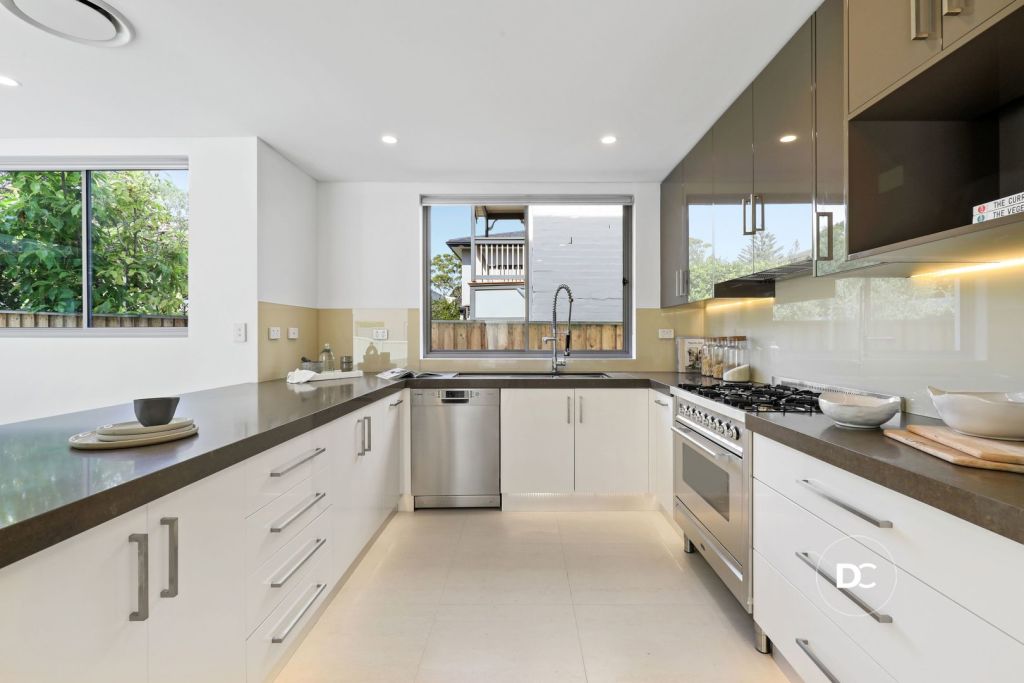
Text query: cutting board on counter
906 425 1024 465
884 430 1024 473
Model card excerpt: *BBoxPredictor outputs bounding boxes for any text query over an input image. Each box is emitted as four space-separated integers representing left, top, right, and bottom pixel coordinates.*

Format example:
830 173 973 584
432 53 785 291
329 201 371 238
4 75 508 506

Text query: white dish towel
286 369 318 384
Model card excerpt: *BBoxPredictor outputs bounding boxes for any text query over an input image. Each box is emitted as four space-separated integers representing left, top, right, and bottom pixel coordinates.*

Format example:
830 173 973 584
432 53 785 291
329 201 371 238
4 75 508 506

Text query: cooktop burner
678 382 822 414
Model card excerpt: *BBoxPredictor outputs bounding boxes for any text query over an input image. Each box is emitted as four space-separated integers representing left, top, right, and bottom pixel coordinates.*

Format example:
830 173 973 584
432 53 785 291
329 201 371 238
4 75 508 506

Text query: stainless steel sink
453 372 610 379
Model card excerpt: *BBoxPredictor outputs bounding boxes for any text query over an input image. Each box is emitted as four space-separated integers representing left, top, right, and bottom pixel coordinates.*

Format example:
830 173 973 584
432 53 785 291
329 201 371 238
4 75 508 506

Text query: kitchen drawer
754 479 1024 681
754 550 895 683
246 475 328 571
245 431 329 516
246 549 331 683
246 506 331 636
752 433 1024 643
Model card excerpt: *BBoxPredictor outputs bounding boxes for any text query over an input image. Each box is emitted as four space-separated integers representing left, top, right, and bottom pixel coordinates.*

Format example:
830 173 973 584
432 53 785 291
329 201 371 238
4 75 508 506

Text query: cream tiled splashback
705 268 1024 417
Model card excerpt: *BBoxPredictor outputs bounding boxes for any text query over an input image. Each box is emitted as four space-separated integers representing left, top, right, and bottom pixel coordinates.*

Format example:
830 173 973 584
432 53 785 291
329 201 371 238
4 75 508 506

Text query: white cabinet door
377 391 405 520
148 464 246 683
0 510 149 683
574 389 649 494
329 409 372 584
500 388 575 494
648 390 674 512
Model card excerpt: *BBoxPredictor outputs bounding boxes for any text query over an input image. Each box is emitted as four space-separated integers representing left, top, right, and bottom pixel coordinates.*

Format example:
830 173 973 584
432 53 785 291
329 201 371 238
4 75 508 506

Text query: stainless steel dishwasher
411 388 500 509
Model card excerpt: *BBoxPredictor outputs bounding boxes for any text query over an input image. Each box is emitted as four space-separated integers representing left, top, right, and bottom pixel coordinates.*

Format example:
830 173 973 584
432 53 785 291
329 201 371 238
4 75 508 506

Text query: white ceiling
0 0 820 182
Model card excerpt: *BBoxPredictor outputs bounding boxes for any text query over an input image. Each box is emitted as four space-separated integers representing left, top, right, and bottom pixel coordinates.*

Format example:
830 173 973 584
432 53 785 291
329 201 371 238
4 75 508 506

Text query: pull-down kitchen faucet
542 284 574 373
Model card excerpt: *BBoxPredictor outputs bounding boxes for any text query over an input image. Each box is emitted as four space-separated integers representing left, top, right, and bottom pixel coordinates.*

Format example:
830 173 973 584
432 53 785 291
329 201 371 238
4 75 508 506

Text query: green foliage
430 252 462 320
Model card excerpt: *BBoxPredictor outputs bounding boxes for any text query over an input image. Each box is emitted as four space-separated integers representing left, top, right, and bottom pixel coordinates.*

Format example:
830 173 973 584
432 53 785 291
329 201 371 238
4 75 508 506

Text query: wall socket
233 323 247 343
268 326 281 340
372 328 389 341
658 328 674 339
287 327 299 340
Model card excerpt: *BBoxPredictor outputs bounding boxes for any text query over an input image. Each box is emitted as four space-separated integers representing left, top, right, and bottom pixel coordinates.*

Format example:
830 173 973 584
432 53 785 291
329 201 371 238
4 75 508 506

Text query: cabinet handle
795 639 840 683
357 417 366 457
798 479 893 528
815 211 834 261
566 395 571 424
128 533 149 622
741 196 753 236
942 0 962 15
678 269 684 297
390 398 404 407
684 270 689 298
160 517 179 598
654 399 669 407
269 447 326 478
271 537 327 588
270 492 326 533
753 194 765 232
578 396 584 423
795 551 893 623
910 0 932 39
365 416 372 452
271 583 327 644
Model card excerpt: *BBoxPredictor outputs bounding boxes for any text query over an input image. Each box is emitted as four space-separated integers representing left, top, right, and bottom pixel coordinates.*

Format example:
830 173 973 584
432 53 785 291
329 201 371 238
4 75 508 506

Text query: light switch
233 323 247 342
658 328 674 339
287 327 299 340
372 328 389 341
268 326 281 340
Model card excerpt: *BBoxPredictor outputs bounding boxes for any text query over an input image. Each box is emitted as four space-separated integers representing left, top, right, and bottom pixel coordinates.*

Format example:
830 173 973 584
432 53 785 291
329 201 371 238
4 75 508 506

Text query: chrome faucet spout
544 284 574 373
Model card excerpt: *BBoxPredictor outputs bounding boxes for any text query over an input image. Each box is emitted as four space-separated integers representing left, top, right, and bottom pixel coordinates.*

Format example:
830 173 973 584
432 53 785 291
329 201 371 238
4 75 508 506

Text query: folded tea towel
286 369 318 384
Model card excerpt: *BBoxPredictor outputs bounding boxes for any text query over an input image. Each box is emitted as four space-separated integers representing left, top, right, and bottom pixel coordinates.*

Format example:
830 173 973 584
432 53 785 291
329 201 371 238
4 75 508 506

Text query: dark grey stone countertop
746 411 1024 545
0 371 692 569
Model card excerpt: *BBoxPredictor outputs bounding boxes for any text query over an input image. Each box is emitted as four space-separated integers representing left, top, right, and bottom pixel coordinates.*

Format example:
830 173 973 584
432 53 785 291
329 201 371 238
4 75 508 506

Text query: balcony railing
474 241 524 281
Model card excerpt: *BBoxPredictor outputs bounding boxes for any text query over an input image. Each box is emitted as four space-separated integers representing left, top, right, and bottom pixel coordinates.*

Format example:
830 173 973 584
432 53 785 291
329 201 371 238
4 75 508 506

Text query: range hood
711 258 812 298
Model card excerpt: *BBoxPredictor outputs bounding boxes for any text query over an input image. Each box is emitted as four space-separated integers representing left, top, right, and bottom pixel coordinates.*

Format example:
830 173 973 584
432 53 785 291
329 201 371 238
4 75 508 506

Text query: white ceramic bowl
818 392 901 429
928 386 1024 440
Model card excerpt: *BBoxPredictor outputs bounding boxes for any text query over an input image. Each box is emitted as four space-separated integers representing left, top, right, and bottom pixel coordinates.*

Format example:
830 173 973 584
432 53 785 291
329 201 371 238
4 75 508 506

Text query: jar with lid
318 343 336 372
700 338 713 376
711 339 725 379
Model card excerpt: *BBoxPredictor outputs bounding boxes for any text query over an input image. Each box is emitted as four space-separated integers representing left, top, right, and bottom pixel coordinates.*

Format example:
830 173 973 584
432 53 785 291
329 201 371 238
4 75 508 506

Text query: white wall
317 182 660 310
0 138 260 424
257 141 318 307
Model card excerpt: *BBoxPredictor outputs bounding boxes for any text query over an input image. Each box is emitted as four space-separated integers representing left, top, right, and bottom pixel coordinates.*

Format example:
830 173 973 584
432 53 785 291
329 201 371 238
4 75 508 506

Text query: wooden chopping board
884 430 1024 474
906 425 1024 465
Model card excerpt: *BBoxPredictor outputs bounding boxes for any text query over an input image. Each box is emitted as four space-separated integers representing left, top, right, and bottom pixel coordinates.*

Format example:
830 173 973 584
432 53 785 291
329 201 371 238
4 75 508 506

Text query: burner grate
678 382 822 414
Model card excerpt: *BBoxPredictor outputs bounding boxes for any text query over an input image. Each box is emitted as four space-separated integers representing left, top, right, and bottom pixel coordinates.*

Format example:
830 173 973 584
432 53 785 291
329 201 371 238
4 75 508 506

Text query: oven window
682 447 731 520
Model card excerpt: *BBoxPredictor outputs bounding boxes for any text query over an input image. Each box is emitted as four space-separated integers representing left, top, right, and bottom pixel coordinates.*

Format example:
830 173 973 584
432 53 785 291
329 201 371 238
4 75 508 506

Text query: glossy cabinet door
942 0 1014 47
148 464 246 683
648 390 674 512
848 0 942 112
712 87 755 283
500 389 575 494
660 158 686 307
753 18 814 272
378 391 405 520
573 389 649 494
0 509 149 683
684 130 716 301
328 409 369 584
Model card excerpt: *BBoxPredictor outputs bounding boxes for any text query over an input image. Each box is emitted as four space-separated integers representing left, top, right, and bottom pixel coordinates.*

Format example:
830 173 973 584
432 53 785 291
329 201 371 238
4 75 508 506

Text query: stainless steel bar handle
269 447 326 478
754 194 765 232
671 425 732 462
578 396 583 423
911 0 931 39
795 551 893 623
160 517 179 598
128 533 149 622
741 196 753 235
270 538 327 588
655 399 669 407
365 416 372 452
816 212 834 261
566 395 571 424
271 583 327 644
942 0 962 15
270 492 327 533
798 479 894 528
390 398 404 407
357 417 366 457
795 639 840 683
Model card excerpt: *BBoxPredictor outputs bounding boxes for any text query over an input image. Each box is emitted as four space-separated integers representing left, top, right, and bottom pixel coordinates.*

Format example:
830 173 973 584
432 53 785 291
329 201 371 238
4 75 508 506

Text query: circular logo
808 534 898 619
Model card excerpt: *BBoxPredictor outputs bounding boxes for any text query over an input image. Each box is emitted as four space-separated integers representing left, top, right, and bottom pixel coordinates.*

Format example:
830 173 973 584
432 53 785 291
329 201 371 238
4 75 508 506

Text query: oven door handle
671 425 734 463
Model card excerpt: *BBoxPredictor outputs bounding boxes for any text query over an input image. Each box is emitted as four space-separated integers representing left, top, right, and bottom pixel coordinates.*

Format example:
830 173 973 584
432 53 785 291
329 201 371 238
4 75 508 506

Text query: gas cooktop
678 382 822 414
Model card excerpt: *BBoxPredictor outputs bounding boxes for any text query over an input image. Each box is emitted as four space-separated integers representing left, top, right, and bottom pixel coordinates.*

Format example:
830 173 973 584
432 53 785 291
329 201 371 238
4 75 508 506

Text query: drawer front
246 507 331 636
754 479 1024 681
245 475 329 571
246 550 331 683
754 551 895 683
752 433 1024 643
245 431 330 516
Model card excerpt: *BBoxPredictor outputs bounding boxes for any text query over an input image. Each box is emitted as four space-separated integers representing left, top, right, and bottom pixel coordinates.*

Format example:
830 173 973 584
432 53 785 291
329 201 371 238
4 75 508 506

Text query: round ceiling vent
0 0 133 47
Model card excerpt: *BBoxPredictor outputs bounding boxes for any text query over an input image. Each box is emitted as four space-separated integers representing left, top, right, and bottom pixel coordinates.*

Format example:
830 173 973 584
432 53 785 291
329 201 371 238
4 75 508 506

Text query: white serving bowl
928 386 1024 440
818 392 901 429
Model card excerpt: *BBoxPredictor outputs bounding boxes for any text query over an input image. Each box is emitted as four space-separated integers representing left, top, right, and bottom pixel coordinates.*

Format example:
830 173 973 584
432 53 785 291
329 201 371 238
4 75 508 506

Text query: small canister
340 356 354 372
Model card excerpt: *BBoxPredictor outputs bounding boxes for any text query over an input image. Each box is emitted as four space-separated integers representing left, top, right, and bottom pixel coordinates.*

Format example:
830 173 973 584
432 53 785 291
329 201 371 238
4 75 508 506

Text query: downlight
0 0 134 47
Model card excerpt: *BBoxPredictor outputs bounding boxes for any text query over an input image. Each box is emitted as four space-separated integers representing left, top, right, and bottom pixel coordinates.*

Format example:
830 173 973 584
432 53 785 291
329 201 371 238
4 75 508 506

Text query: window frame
0 158 189 337
421 195 633 359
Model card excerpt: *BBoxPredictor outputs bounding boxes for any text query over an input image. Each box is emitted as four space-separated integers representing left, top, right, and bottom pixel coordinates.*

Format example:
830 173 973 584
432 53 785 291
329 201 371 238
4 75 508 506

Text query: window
423 196 632 357
0 165 189 332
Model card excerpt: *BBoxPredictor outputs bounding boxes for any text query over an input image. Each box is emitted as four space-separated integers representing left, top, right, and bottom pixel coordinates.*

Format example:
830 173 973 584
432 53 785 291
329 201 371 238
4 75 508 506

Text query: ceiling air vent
0 0 133 47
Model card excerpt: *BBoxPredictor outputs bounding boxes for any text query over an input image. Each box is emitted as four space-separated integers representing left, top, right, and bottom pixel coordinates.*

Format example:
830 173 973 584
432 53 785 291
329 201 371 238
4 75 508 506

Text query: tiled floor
275 510 788 683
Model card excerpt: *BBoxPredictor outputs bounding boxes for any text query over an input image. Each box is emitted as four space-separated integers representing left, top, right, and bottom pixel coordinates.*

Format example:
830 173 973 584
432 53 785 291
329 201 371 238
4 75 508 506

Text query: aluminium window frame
0 157 190 337
422 195 633 359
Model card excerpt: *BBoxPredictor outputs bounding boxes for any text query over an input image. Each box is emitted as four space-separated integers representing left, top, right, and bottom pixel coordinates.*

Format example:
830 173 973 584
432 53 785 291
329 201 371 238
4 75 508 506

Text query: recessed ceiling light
381 135 398 145
0 74 19 87
0 0 134 47
601 135 617 145
779 134 798 143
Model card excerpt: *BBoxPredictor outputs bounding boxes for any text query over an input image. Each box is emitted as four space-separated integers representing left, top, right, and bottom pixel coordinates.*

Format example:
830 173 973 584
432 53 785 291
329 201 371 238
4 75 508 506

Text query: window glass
0 171 84 325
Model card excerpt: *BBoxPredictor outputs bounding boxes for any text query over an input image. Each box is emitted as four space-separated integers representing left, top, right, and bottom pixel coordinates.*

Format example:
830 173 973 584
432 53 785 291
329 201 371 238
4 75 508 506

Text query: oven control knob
729 426 741 440
715 421 726 434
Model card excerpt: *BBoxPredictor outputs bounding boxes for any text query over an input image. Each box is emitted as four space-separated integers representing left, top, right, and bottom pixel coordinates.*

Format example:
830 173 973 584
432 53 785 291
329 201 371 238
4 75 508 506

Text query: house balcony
473 240 525 283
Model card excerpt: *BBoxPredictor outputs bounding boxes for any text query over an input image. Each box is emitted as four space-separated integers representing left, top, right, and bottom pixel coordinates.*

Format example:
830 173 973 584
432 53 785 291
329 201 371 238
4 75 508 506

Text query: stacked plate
69 417 198 450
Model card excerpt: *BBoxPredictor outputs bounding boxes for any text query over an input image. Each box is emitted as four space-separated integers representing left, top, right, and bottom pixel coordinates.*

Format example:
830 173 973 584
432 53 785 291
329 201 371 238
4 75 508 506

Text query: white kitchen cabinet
574 388 649 494
148 464 246 683
500 388 576 494
647 389 674 512
0 509 150 683
376 391 405 520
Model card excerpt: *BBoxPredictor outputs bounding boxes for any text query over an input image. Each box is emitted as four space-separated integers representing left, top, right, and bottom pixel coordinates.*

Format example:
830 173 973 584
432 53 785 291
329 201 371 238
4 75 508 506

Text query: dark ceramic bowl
133 397 180 427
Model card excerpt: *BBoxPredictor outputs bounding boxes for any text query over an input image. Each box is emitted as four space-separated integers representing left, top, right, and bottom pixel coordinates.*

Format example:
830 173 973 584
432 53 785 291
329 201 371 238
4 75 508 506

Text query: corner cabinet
660 158 687 307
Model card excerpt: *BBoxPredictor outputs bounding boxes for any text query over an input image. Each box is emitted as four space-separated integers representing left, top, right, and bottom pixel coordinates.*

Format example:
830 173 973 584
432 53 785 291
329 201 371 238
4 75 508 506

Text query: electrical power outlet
658 328 674 339
233 323 247 343
287 327 299 340
268 326 281 340
372 328 389 341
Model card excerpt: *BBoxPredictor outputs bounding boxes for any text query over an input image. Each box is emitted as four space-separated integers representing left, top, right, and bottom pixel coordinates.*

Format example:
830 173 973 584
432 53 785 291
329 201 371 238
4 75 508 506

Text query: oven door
672 423 745 564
